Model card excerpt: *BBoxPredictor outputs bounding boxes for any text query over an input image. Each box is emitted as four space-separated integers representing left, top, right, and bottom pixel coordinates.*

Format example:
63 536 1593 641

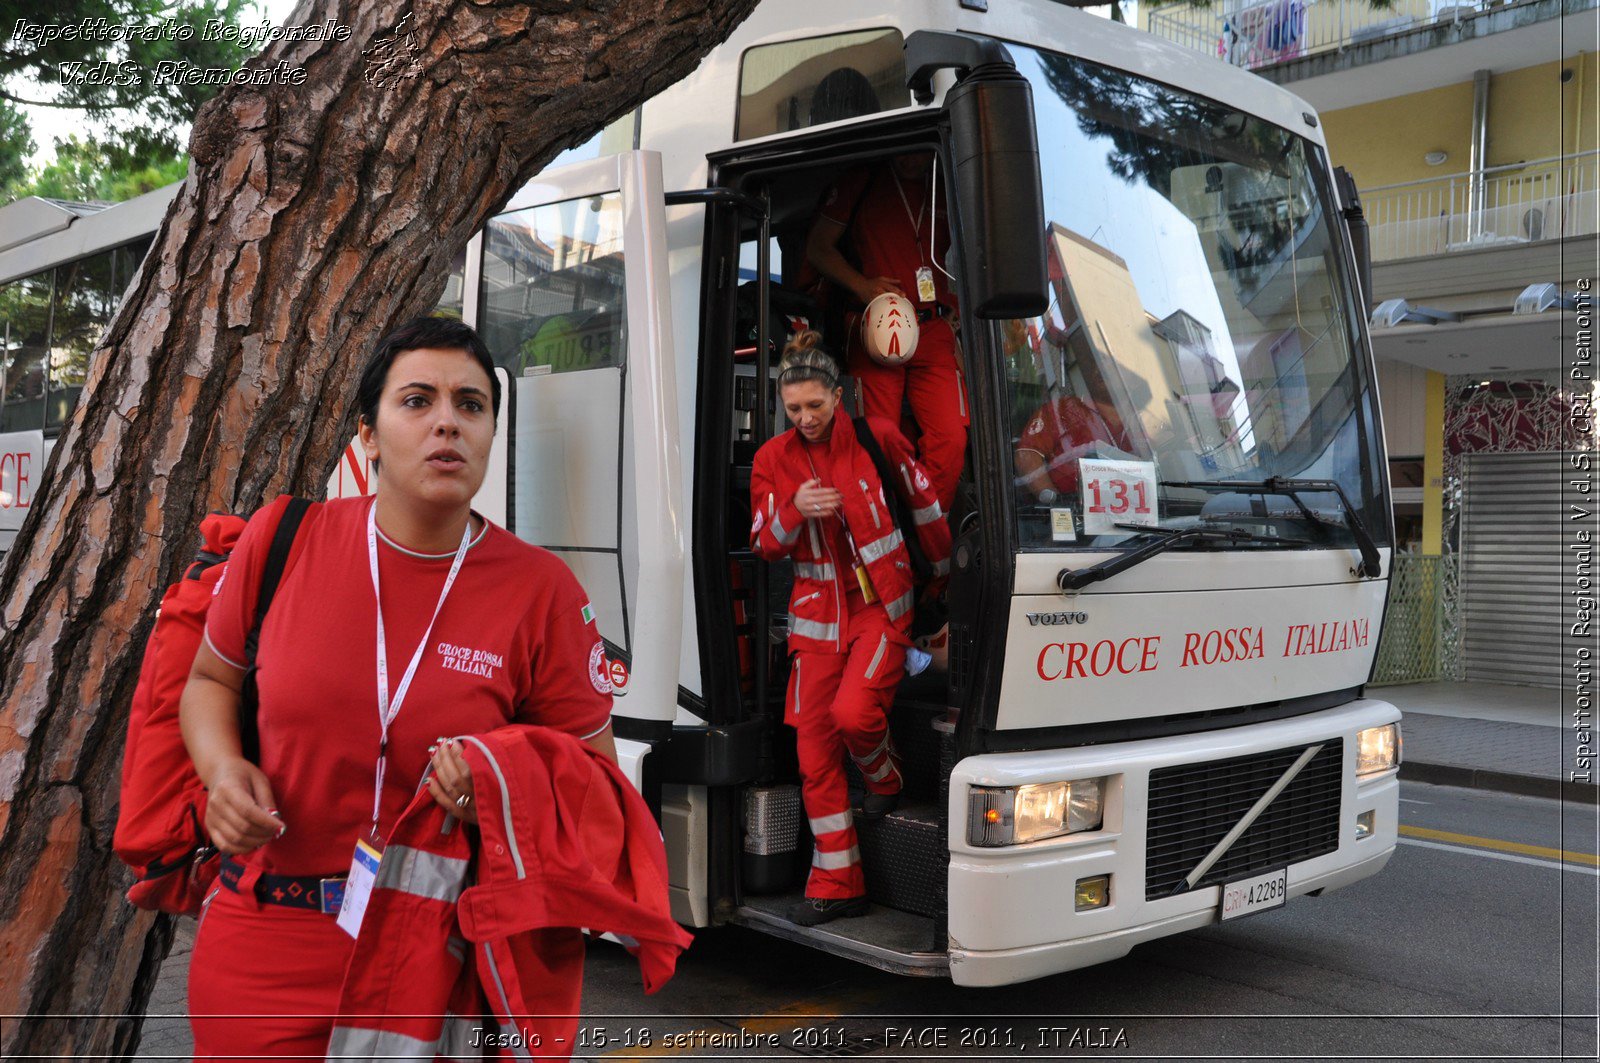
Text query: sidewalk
1372 679 1596 803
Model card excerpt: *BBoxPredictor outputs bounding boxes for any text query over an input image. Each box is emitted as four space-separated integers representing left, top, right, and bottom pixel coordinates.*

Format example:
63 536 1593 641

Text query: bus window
430 244 468 320
47 252 116 431
1 270 52 435
480 192 632 654
480 194 627 376
736 29 909 141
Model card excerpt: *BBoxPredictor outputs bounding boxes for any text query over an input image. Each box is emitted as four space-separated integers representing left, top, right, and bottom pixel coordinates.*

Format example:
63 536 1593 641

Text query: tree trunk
0 0 758 1054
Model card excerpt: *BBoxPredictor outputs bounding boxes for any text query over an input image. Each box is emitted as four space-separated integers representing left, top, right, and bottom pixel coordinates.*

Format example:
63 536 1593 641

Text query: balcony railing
1145 0 1525 72
1360 150 1599 262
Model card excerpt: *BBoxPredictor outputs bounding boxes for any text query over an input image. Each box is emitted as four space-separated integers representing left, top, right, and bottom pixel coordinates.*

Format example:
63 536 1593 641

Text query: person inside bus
804 152 966 514
1014 391 1139 503
179 316 618 1059
749 332 951 927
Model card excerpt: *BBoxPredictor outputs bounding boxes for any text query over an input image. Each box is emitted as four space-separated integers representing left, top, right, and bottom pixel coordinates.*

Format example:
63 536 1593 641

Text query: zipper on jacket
795 590 822 607
860 478 882 529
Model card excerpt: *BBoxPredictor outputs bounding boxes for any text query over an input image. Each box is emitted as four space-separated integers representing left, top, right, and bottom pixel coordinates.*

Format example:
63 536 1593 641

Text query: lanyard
803 444 865 568
366 501 472 841
889 168 927 265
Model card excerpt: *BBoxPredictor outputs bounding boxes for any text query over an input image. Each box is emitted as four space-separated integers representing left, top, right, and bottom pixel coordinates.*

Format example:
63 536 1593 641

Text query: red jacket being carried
750 410 952 655
327 726 692 1061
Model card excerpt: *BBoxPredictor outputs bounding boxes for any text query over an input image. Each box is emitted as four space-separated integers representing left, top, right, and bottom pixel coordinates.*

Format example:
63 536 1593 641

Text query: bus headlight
1356 724 1400 776
967 779 1104 846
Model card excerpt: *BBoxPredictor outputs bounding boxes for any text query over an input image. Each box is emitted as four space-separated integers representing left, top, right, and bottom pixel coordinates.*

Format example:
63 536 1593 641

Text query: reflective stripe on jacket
750 411 952 655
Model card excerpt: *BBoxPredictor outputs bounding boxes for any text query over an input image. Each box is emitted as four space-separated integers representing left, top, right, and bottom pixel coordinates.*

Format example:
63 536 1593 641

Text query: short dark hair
357 316 502 432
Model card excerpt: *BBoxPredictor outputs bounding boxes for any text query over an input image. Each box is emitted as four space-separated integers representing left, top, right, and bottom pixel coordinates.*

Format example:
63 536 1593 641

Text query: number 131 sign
1078 458 1159 536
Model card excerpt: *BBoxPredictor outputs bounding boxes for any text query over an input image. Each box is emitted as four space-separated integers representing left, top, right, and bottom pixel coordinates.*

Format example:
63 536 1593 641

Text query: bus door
486 150 685 792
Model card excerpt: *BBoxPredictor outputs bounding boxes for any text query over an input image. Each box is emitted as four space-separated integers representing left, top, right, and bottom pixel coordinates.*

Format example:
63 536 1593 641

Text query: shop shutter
1459 452 1571 687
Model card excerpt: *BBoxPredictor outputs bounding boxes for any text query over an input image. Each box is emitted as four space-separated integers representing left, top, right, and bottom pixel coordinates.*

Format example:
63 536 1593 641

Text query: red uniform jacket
327 726 692 1061
750 411 952 654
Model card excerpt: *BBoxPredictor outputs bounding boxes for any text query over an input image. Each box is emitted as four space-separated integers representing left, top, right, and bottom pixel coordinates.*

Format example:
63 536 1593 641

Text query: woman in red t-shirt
179 317 617 1060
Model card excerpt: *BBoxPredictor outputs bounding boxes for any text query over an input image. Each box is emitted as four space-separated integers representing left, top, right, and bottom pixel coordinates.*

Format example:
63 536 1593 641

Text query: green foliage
8 134 186 201
0 100 35 191
1 0 256 202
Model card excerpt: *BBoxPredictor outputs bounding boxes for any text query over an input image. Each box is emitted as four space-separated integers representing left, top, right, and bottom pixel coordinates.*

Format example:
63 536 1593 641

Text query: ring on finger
455 794 471 808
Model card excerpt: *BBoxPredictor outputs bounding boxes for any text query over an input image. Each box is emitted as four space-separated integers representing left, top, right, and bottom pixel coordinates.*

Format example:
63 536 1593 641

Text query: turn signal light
967 778 1105 846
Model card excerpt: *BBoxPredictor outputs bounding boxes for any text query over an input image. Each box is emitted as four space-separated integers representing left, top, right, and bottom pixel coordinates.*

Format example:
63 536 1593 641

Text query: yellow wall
1489 57 1588 163
1320 81 1476 188
1321 55 1595 187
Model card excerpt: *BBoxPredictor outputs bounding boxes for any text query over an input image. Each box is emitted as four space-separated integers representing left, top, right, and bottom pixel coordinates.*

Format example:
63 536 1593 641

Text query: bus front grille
1144 740 1343 901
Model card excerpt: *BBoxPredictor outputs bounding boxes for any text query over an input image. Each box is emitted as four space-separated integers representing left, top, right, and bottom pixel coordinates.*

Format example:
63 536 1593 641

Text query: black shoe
859 790 900 821
787 895 869 927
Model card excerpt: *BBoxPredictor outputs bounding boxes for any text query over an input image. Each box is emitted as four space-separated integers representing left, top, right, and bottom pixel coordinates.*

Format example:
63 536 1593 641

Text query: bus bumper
946 699 1400 987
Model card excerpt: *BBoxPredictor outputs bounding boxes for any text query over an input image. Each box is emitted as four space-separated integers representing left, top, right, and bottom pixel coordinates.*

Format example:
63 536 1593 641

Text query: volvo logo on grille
1026 611 1088 626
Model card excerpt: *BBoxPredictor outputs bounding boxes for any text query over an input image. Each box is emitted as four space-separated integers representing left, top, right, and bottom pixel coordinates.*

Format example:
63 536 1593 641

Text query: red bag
114 499 312 915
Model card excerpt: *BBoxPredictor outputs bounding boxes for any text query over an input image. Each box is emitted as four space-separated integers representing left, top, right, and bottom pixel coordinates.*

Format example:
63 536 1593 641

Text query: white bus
0 0 1400 987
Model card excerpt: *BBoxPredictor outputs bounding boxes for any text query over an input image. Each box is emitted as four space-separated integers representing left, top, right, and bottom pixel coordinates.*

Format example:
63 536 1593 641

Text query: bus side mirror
907 31 1048 319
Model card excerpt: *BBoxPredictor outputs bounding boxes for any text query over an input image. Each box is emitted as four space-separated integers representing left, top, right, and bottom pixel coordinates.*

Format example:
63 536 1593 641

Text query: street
575 782 1599 1061
132 780 1598 1061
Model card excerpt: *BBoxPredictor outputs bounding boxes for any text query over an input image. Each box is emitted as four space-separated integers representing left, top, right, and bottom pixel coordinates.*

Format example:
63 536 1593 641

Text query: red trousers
786 595 905 899
189 884 353 1060
847 315 967 512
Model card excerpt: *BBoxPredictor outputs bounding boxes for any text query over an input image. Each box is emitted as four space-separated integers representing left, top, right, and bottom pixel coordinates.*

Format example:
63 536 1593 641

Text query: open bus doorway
708 130 979 964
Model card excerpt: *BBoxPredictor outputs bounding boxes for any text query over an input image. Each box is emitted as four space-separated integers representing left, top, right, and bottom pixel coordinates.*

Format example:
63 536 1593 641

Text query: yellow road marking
1400 825 1600 867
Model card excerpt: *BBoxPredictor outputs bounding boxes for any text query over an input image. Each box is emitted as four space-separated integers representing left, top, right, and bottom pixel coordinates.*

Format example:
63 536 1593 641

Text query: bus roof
0 185 176 286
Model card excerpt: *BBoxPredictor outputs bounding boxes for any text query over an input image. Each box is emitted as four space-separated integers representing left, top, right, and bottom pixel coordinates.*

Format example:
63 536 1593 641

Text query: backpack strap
244 497 312 662
239 496 313 762
851 417 933 582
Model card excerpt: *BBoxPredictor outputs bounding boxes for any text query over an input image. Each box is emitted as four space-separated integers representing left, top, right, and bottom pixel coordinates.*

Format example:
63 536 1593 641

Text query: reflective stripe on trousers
809 810 853 835
812 845 861 870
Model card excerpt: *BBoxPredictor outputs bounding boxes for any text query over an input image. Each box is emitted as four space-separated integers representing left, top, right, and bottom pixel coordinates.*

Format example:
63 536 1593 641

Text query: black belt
916 304 950 323
220 857 347 914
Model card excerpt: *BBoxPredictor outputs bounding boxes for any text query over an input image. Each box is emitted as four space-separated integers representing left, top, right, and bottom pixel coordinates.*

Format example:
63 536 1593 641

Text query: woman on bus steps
179 317 618 1060
749 332 952 926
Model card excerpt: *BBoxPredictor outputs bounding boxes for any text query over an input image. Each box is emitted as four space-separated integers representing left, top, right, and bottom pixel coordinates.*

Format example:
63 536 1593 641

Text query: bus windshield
1000 46 1387 554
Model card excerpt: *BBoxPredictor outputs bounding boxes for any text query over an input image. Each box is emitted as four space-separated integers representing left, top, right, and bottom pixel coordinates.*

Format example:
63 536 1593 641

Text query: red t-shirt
1018 396 1119 494
821 164 954 309
206 495 613 875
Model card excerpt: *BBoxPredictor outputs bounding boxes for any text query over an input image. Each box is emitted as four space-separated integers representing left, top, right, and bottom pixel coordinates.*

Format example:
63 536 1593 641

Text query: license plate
1219 867 1287 921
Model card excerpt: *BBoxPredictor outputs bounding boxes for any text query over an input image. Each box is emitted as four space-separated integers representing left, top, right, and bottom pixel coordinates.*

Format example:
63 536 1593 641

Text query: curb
1401 761 1600 804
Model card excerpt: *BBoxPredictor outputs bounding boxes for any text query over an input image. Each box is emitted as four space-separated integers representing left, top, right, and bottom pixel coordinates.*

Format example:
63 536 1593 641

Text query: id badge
855 564 878 604
336 838 383 938
915 266 937 304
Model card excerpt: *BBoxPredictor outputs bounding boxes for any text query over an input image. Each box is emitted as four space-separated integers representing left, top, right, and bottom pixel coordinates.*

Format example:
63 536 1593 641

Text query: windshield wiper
1056 523 1310 591
1159 477 1382 578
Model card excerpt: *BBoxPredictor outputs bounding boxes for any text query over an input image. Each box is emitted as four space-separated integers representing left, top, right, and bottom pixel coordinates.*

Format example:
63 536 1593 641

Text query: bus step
856 802 946 919
732 891 947 978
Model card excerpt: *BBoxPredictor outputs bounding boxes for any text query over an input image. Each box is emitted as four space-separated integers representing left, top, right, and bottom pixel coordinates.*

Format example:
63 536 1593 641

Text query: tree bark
0 0 758 1054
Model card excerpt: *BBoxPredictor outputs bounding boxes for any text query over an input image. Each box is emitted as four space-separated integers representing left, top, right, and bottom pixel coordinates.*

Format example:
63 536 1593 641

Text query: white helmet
861 292 920 366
